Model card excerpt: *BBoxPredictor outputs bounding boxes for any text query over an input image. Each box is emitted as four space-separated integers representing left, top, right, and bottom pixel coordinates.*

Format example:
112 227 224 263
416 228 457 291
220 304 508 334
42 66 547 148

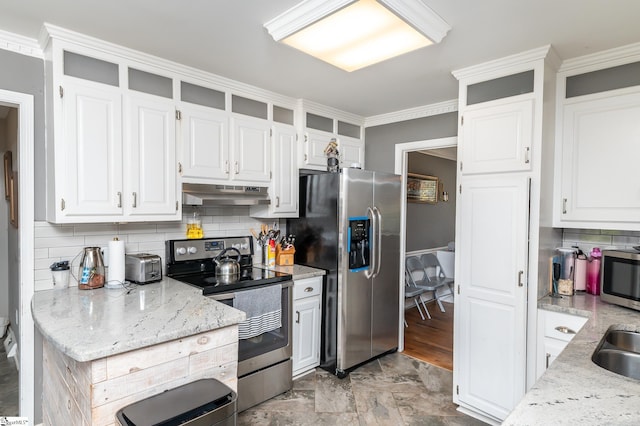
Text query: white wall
34 207 281 291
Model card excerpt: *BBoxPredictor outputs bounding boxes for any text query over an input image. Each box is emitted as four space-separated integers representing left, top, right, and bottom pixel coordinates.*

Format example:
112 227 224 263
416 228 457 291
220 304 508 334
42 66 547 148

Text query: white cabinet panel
125 94 178 217
461 99 533 174
455 176 530 421
180 104 228 181
557 91 640 226
56 81 123 219
304 129 333 170
233 117 271 182
292 276 322 376
339 136 365 168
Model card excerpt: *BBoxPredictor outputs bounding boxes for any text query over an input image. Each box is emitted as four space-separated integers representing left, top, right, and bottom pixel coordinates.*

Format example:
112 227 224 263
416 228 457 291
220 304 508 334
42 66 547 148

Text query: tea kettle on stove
214 247 241 284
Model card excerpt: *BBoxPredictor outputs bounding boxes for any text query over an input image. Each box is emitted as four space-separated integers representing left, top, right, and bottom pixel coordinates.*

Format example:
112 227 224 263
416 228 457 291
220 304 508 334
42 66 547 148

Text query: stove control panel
168 236 253 262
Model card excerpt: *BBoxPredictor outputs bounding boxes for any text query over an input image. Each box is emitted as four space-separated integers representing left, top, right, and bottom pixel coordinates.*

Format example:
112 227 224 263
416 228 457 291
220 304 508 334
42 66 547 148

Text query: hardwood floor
403 300 454 371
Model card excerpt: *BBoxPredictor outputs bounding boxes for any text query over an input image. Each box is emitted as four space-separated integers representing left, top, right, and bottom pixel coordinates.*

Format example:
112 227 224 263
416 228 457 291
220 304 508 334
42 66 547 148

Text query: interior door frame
0 89 35 421
393 136 457 351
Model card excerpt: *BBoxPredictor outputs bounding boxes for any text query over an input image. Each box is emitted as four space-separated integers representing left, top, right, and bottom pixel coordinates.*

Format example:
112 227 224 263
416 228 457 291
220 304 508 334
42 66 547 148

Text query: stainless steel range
166 236 293 412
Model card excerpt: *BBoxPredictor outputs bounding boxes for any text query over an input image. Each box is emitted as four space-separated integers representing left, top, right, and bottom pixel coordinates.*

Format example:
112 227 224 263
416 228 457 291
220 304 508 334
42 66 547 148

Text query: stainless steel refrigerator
287 168 401 377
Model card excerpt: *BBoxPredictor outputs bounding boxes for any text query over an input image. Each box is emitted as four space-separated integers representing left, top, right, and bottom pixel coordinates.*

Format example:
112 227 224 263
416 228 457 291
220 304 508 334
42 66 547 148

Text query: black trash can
116 378 237 426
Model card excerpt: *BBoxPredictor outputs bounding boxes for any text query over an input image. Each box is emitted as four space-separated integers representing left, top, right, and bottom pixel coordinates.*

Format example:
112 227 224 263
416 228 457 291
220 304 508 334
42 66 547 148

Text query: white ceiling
1 1 640 117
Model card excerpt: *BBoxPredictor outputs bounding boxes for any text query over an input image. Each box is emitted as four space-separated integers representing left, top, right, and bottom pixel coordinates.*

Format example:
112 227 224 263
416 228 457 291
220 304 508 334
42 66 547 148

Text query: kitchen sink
592 328 640 380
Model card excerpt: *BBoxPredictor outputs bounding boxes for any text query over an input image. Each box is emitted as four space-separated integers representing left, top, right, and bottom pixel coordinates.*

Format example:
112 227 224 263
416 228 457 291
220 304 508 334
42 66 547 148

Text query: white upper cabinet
299 105 365 171
179 103 229 181
124 93 178 217
231 116 271 183
554 52 640 230
339 136 365 169
251 123 298 218
460 98 533 174
56 80 124 219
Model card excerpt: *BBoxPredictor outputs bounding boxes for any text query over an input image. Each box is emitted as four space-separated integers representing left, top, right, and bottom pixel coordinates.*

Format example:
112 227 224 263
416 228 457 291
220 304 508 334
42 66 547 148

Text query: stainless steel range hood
182 183 270 206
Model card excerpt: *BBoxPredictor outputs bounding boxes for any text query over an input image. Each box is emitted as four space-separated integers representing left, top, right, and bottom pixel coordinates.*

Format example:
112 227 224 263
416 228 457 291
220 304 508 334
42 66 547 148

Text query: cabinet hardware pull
176 201 179 211
554 326 576 334
546 352 551 369
225 161 229 174
235 161 239 174
178 162 182 174
61 198 65 211
525 147 530 164
562 198 567 214
304 287 313 292
132 192 137 208
295 310 300 324
276 196 280 207
518 270 524 287
117 192 122 208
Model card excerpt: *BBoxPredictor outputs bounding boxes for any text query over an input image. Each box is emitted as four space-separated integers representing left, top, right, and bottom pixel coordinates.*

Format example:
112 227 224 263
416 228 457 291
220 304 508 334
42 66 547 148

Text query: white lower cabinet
454 176 530 422
292 276 322 377
536 309 588 378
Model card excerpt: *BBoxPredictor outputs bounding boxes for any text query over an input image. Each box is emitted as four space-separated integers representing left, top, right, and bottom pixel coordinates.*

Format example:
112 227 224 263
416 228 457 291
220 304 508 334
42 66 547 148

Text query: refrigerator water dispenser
348 217 370 271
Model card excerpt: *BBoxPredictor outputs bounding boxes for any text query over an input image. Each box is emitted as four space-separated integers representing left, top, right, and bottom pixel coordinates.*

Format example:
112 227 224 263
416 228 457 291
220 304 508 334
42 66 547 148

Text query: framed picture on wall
407 173 439 204
4 151 11 200
10 172 18 227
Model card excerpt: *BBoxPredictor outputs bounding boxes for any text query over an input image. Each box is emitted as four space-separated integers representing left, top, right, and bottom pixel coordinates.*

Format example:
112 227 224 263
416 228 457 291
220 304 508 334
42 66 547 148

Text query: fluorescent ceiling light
264 0 450 72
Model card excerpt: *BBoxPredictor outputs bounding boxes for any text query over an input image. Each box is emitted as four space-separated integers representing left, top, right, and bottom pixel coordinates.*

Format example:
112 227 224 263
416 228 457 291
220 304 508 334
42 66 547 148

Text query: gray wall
406 153 457 251
0 48 45 424
0 49 46 220
364 112 458 173
0 115 9 323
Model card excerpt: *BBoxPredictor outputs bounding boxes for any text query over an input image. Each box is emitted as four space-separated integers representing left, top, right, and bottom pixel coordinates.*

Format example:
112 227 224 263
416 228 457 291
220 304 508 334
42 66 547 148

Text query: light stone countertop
265 264 326 280
504 293 640 425
31 278 245 362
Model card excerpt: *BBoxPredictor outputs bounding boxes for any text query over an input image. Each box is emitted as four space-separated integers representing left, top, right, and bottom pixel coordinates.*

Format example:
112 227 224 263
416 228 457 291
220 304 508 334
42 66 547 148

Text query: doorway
394 137 457 370
0 89 35 421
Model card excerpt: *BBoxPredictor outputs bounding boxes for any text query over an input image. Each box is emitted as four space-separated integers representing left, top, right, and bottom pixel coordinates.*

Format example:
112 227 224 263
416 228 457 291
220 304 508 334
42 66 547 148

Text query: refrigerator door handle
373 206 383 278
365 206 376 279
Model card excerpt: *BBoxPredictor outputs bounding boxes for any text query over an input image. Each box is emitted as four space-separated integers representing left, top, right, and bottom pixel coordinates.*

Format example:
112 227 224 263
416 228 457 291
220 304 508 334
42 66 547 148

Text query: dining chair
419 253 455 312
405 256 434 320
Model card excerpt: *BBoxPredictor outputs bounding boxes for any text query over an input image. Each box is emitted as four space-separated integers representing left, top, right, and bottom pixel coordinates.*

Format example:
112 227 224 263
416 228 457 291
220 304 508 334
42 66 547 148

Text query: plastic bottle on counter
573 246 587 292
268 239 276 268
586 247 602 295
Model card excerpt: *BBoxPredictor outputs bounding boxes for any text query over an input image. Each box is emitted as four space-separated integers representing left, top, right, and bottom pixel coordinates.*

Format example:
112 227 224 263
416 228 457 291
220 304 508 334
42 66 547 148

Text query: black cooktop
171 266 292 295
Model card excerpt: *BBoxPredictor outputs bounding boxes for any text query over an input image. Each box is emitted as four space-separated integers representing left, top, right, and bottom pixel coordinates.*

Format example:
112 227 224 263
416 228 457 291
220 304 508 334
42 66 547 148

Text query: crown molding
0 29 42 59
558 41 640 76
364 99 458 128
41 24 298 107
452 45 552 83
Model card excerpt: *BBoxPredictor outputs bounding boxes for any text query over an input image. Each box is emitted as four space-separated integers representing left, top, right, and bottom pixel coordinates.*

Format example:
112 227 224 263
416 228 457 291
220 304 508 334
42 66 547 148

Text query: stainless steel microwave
601 249 640 311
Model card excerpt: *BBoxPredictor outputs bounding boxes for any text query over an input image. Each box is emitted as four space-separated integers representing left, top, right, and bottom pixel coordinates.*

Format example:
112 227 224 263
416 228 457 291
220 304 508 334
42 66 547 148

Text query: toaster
125 253 162 284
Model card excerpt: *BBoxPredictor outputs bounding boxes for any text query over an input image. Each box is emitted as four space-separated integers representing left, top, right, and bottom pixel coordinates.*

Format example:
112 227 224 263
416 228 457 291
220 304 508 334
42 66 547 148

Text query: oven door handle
206 280 293 301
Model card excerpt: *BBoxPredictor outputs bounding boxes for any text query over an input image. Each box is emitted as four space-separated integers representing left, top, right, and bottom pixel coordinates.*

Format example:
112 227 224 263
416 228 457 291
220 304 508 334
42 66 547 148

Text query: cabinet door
304 129 333 169
271 124 298 215
559 92 640 223
125 93 179 218
232 117 271 182
180 104 229 181
455 176 530 421
339 136 365 168
60 81 123 218
293 296 321 376
460 99 533 174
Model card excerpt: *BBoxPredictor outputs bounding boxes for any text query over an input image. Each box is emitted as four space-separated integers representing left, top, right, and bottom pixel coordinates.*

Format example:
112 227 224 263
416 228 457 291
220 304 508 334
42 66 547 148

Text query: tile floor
0 346 485 425
0 335 19 417
238 352 485 425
